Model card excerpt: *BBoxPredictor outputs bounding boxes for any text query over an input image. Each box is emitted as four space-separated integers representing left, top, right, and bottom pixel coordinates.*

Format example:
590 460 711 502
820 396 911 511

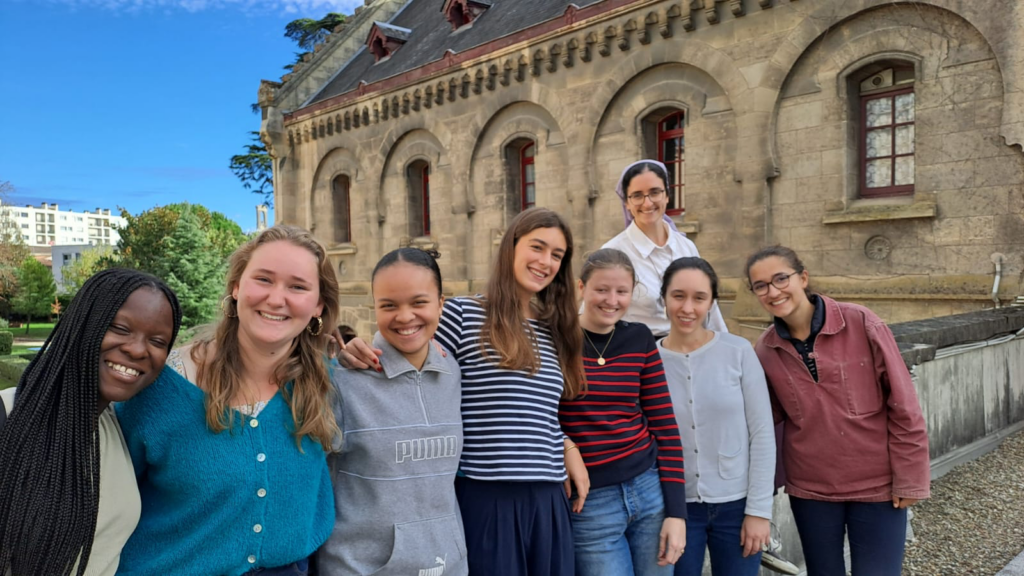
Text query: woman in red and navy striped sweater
561 248 687 575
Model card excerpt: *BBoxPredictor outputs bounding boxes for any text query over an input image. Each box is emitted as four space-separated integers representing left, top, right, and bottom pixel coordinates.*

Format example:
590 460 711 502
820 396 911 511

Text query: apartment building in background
0 201 126 248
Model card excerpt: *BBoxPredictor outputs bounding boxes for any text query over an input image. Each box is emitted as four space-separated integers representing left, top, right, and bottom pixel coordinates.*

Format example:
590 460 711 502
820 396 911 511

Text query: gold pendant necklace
583 326 616 366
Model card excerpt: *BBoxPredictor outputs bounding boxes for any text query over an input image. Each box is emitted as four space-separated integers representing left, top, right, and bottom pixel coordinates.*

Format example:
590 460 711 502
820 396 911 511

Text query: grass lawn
9 322 55 341
0 376 15 390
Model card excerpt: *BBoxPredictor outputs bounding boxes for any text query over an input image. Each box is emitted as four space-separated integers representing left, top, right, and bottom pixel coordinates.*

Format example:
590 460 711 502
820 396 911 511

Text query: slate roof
374 21 412 41
309 0 604 105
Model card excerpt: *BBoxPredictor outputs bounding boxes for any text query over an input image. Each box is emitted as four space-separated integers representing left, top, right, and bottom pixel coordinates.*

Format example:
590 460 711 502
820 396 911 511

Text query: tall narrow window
657 111 686 214
859 66 915 197
332 175 351 244
521 142 536 211
407 160 431 237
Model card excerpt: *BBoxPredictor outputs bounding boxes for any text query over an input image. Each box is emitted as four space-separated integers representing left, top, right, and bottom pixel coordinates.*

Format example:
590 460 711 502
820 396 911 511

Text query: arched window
407 160 431 237
332 175 351 244
504 138 536 221
855 64 915 197
642 108 686 214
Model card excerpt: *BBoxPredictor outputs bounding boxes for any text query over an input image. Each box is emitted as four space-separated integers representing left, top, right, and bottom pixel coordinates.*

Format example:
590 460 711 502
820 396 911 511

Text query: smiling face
232 240 324 350
747 255 811 320
625 169 668 229
373 262 443 368
580 267 634 332
98 287 175 409
664 268 714 338
513 226 567 299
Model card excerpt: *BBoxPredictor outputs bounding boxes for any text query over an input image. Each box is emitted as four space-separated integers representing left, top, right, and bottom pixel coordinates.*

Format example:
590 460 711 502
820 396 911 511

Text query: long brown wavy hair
481 208 586 399
191 225 340 449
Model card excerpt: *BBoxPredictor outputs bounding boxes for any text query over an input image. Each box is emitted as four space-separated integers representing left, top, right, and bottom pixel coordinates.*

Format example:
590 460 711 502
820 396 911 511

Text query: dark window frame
520 142 536 211
859 85 915 198
332 174 352 244
656 110 686 215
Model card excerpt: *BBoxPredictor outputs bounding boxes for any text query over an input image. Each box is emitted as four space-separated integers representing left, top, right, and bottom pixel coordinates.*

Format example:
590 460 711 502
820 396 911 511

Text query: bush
0 354 30 386
0 331 12 356
0 318 8 329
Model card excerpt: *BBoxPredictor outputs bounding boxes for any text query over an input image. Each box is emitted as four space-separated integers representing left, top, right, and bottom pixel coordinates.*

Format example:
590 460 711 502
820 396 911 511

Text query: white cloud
40 0 366 15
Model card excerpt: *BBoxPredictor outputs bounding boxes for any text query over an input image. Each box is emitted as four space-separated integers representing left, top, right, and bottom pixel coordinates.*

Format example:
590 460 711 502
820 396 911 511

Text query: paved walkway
999 552 1024 576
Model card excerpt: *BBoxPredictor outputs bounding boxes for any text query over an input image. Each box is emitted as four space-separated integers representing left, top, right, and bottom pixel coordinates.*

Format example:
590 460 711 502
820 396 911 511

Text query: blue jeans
572 465 672 576
675 498 760 576
789 496 907 576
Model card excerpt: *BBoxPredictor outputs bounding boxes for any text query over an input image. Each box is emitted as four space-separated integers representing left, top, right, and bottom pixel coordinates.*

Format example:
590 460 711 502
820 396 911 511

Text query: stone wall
260 0 1024 337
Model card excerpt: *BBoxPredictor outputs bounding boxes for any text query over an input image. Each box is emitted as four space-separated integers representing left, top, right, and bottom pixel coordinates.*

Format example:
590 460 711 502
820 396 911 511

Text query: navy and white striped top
435 296 567 483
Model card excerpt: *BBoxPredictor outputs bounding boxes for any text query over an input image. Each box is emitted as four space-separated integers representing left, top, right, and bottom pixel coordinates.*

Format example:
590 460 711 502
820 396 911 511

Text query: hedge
0 354 30 387
0 331 12 356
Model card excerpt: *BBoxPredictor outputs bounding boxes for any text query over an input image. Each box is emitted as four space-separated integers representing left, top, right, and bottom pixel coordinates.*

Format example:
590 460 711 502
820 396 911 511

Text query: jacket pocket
371 514 467 576
840 360 884 416
718 445 745 480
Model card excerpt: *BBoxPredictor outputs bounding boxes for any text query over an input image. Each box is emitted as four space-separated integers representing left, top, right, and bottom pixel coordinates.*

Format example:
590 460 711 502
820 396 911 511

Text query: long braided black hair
0 268 182 576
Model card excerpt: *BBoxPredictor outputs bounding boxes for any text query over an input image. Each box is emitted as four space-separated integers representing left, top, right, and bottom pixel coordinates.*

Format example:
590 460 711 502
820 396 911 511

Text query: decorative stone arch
378 128 446 231
309 147 361 246
766 0 1023 151
580 41 753 198
453 82 570 216
467 101 568 227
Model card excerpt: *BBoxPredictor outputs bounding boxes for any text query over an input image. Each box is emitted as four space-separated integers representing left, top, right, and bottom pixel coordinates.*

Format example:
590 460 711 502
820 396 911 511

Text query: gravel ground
904 429 1024 575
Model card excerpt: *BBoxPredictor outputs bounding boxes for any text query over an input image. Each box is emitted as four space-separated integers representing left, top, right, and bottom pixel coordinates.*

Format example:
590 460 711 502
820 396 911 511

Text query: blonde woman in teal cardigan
116 226 339 576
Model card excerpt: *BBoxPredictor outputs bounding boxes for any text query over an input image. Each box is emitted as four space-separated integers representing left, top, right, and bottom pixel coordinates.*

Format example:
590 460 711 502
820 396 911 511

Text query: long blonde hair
191 225 340 448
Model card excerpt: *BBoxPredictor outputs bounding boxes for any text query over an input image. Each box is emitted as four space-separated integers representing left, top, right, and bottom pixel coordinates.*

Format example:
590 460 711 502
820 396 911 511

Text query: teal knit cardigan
115 367 334 576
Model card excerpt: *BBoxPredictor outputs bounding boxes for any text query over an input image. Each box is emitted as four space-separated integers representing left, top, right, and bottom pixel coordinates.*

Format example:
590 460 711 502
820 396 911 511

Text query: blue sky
0 0 363 231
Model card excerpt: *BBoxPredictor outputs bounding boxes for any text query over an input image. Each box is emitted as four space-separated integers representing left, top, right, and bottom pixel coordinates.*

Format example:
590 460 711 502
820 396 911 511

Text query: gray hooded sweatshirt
318 333 468 576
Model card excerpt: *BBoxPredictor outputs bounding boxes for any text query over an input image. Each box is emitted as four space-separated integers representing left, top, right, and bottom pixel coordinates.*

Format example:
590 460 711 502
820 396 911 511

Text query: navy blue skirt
455 477 574 576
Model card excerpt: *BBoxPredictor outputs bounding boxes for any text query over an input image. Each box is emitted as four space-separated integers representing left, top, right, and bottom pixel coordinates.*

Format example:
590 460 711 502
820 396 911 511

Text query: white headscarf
614 159 682 235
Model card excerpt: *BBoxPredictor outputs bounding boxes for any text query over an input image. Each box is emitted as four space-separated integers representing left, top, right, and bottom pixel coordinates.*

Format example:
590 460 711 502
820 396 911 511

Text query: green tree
60 245 116 298
284 12 346 51
12 257 56 334
113 203 243 327
232 11 347 206
0 181 30 311
229 132 274 207
158 209 224 327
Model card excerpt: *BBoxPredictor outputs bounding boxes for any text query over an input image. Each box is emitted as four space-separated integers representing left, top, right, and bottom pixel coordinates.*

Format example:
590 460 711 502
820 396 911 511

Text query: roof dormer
366 21 412 62
442 0 491 31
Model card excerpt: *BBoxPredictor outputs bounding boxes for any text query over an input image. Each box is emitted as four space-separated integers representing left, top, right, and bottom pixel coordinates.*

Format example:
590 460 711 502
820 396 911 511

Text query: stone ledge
326 242 358 256
678 220 700 235
890 306 1024 351
822 201 937 224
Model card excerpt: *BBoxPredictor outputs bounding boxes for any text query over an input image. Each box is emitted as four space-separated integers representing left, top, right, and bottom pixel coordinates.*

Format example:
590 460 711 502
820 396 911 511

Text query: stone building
257 0 1024 340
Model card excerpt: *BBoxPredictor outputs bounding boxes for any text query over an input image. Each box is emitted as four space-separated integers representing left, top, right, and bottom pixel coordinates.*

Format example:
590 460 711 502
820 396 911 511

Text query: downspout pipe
991 253 1005 308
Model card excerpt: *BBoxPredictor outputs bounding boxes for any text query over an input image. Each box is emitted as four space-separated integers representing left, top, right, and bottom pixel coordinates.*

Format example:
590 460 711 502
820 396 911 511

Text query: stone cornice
282 0 786 145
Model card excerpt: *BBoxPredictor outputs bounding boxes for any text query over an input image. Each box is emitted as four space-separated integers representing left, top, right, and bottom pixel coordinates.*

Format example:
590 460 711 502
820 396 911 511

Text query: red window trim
656 110 686 215
334 175 352 244
859 86 915 198
422 164 431 237
520 142 535 211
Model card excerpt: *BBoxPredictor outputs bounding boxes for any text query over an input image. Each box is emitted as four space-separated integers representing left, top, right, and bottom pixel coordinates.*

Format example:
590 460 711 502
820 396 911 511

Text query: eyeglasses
750 271 800 296
626 189 666 206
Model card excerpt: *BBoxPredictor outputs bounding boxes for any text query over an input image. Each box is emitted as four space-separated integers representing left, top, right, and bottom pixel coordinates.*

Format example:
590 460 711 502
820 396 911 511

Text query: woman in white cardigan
655 257 775 576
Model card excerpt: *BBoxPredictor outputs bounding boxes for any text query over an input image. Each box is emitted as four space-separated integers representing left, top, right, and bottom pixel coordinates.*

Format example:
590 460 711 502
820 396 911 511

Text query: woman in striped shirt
339 207 589 576
561 248 687 575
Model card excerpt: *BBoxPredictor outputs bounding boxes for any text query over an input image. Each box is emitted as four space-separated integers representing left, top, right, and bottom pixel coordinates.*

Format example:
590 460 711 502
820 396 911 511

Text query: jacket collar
625 220 670 259
372 332 452 379
763 294 846 349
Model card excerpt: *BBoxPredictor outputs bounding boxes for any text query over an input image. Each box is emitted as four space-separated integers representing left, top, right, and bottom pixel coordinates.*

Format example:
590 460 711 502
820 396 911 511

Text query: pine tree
156 208 225 328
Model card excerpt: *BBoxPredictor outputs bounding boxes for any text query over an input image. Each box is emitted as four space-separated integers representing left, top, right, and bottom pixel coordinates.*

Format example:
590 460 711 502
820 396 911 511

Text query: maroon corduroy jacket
755 295 931 502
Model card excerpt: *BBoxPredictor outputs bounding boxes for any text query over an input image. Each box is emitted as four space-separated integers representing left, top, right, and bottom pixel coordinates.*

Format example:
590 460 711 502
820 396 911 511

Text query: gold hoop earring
221 295 237 318
307 316 323 336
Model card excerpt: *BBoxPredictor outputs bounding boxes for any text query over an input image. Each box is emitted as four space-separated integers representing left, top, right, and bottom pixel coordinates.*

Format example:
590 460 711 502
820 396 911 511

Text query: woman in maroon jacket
745 246 930 576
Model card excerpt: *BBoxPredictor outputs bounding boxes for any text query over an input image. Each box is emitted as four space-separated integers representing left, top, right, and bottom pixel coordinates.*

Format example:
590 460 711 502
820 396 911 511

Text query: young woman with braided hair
115 225 340 576
0 268 182 576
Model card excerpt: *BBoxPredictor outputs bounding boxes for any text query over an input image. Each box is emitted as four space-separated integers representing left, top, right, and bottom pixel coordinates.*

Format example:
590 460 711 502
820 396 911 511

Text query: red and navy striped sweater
559 321 687 519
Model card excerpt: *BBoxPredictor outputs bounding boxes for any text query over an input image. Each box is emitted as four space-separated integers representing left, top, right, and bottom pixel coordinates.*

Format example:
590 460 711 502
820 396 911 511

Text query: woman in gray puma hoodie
318 248 467 576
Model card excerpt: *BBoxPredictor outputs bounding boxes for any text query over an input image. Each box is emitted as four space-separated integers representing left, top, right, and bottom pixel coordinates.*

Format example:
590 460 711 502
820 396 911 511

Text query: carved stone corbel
413 89 422 111
460 73 471 98
619 21 635 51
402 93 411 115
582 32 596 62
564 38 577 67
600 26 615 56
344 111 352 130
423 86 433 108
706 0 719 24
473 69 484 94
448 78 458 101
640 13 657 44
547 44 561 73
758 0 772 8
729 0 744 16
501 60 513 86
532 50 545 76
663 4 680 37
372 104 380 124
487 65 498 90
380 98 390 121
435 82 446 106
517 55 529 82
